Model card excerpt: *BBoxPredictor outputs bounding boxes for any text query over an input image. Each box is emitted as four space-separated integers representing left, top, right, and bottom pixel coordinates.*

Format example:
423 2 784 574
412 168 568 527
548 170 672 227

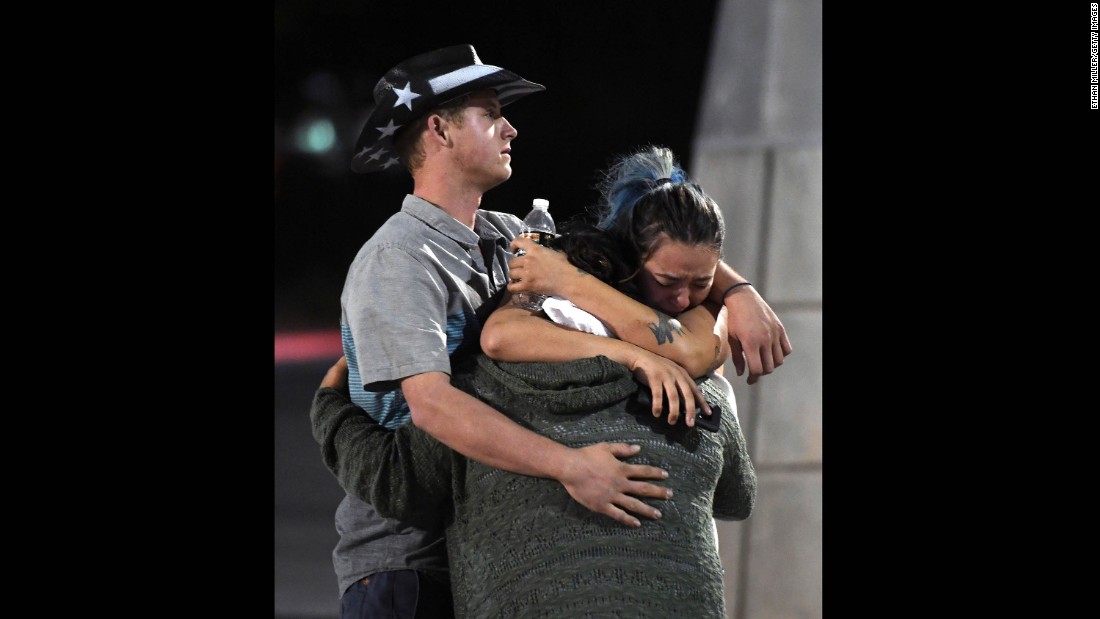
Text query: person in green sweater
313 352 753 619
311 146 759 617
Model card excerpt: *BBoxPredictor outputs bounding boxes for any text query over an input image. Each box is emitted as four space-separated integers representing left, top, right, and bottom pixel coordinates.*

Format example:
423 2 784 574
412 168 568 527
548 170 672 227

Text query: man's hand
321 356 349 392
558 443 672 528
506 236 579 298
403 371 675 530
724 286 793 384
331 354 673 528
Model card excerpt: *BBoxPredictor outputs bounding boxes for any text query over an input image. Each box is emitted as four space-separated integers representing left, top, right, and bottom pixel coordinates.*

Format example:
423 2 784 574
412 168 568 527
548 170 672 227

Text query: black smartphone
693 402 722 432
629 388 722 433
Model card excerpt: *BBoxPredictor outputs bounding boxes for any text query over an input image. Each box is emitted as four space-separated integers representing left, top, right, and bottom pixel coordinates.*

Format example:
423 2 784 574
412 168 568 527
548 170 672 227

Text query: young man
324 44 792 618
328 45 674 619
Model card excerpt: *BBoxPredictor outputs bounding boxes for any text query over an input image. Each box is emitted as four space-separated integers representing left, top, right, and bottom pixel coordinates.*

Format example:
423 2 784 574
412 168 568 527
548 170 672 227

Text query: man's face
450 90 518 191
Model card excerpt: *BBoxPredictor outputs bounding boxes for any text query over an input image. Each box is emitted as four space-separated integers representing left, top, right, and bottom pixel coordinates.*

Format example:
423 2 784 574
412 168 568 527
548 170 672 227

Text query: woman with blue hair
312 145 767 617
486 144 757 426
506 144 790 397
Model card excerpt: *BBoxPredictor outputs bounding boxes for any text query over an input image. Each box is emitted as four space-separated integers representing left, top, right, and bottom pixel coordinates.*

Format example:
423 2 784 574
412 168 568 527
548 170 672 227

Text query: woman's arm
483 302 717 426
506 237 730 377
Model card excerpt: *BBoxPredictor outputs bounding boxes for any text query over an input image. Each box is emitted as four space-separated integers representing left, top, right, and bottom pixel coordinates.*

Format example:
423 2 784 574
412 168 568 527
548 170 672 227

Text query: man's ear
427 113 451 147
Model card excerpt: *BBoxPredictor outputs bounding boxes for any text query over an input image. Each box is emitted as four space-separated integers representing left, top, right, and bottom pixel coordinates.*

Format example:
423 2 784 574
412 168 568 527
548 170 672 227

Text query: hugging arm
506 237 731 378
309 358 453 528
711 404 757 521
347 248 671 528
483 300 716 426
709 262 792 385
401 369 672 527
313 357 674 528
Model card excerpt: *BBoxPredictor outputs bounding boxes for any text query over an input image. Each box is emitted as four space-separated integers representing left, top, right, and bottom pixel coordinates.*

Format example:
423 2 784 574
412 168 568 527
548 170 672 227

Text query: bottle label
521 231 558 247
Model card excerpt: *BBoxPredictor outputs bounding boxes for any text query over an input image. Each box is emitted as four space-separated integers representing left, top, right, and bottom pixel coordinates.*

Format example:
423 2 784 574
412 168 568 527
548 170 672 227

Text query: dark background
274 0 721 332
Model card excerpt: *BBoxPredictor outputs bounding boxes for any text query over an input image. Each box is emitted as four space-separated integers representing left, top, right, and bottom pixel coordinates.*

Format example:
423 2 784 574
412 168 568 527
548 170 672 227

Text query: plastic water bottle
512 198 556 311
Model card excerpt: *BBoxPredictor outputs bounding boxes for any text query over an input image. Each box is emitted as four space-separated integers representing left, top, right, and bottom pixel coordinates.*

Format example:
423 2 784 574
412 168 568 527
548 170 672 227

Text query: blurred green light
297 118 335 153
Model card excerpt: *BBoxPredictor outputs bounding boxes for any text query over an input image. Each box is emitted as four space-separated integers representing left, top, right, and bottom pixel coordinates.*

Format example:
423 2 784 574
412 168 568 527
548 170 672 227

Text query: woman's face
636 235 720 316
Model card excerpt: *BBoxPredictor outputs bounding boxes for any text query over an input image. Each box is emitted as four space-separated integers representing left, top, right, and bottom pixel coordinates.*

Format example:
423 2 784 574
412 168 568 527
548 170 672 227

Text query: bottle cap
532 198 549 209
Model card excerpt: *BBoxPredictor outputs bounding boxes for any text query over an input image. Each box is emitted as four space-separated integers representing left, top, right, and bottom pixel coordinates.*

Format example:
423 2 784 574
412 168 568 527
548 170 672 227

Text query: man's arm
709 262 793 385
509 236 791 385
311 358 671 527
402 370 671 528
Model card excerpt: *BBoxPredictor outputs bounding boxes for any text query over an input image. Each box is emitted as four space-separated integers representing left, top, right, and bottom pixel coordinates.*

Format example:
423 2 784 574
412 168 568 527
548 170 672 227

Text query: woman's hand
506 236 581 299
626 348 711 427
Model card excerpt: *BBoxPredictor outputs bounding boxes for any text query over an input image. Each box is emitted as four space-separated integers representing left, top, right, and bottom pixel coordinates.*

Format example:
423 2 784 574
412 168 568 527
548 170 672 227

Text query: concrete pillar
691 1 823 617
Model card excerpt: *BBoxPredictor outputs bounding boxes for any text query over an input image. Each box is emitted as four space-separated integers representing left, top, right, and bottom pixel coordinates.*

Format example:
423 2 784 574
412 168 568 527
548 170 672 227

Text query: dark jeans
340 569 454 619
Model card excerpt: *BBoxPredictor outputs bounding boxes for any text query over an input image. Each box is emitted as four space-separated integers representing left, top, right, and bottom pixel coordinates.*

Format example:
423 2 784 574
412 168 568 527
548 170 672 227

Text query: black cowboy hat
350 44 546 173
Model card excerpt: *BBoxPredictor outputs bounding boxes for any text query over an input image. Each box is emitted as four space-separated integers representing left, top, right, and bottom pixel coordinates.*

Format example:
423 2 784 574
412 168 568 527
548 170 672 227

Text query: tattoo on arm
707 340 724 374
648 312 684 345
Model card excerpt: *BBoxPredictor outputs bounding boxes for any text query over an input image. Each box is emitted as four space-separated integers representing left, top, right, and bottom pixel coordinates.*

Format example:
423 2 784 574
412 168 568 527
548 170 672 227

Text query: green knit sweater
311 355 756 618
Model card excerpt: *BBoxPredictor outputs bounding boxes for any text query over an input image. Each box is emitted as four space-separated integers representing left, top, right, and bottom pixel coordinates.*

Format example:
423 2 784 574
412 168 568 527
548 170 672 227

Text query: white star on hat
381 157 400 169
376 119 402 138
356 145 376 158
367 149 386 161
392 82 420 110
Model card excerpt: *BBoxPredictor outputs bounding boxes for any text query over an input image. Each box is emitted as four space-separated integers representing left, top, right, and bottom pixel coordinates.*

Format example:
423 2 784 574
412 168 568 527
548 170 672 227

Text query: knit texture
311 355 756 618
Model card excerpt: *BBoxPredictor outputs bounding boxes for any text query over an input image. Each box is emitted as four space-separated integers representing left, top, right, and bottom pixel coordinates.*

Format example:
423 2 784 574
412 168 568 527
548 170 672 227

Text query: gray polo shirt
332 194 522 595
